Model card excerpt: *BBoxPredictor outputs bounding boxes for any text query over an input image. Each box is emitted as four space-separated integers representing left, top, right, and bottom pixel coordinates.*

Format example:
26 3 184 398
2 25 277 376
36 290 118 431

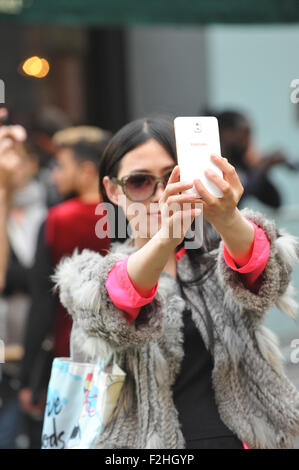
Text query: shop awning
0 0 299 25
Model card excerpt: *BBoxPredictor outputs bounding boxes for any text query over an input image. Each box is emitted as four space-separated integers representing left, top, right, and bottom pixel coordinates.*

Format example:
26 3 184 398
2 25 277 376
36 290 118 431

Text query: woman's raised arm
127 166 201 293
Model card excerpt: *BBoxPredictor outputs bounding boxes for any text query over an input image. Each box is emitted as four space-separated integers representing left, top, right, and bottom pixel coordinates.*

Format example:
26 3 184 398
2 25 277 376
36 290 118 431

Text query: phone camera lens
195 122 201 133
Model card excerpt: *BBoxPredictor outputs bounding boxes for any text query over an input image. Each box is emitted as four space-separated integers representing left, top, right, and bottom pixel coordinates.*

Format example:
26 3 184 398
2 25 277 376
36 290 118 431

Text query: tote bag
41 351 126 449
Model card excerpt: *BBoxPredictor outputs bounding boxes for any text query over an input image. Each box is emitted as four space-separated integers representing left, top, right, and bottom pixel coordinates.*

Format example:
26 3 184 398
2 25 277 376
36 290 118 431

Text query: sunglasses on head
111 169 174 202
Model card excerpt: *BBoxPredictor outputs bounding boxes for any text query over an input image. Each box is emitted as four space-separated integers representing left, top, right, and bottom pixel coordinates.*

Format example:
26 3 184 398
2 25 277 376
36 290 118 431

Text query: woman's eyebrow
128 165 175 174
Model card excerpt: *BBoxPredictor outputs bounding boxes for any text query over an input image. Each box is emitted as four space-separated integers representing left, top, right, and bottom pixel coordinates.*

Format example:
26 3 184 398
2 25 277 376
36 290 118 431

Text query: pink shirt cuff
105 255 158 323
223 220 270 293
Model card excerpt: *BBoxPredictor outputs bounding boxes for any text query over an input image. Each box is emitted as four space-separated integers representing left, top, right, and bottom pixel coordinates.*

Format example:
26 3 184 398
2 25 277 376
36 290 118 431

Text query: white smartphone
174 116 223 198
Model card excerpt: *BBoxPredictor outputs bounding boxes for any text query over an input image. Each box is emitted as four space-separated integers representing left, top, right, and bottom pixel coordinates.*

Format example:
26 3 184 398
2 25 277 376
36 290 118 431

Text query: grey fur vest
53 207 299 449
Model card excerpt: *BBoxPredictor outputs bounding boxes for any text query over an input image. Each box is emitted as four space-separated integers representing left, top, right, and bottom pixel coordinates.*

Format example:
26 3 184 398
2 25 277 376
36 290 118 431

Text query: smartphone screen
174 116 223 198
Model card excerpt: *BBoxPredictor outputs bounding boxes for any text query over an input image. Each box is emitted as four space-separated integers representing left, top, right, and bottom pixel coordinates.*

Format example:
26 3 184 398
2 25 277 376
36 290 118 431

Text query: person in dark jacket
0 130 47 449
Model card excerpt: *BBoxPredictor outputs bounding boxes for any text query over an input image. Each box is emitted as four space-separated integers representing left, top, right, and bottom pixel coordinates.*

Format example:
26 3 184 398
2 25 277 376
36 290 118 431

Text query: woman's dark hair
99 115 221 353
72 138 111 168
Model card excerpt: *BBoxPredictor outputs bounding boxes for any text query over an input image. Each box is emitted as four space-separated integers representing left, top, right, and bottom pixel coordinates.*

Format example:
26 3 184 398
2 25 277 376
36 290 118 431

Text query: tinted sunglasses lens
125 174 156 200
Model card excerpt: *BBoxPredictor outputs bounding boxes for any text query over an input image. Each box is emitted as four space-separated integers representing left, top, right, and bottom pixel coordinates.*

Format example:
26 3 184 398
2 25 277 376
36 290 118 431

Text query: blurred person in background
3 105 72 209
18 126 112 448
204 109 296 210
28 105 73 208
0 112 47 449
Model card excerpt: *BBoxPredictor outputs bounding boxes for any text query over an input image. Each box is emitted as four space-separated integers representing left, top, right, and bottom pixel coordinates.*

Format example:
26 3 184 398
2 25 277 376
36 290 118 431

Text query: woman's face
12 144 38 190
103 138 175 241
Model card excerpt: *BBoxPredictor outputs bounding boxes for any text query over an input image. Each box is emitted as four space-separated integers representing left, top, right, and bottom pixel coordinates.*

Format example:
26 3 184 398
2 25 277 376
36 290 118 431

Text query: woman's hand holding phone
193 154 244 233
157 165 202 248
194 154 256 266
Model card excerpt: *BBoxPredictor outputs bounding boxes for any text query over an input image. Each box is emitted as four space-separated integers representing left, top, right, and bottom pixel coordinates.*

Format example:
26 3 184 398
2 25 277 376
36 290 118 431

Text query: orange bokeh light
22 56 50 78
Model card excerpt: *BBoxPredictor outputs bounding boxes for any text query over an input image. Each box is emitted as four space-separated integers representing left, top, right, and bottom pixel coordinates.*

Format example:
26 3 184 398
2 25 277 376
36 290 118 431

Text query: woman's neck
78 178 101 203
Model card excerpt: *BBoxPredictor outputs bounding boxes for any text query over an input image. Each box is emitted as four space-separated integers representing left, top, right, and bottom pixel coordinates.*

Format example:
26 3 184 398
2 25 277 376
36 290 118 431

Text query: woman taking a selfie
54 116 299 449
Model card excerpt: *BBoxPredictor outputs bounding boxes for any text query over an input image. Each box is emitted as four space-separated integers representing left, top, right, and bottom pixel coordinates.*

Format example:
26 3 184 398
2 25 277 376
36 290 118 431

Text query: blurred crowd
0 105 297 448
